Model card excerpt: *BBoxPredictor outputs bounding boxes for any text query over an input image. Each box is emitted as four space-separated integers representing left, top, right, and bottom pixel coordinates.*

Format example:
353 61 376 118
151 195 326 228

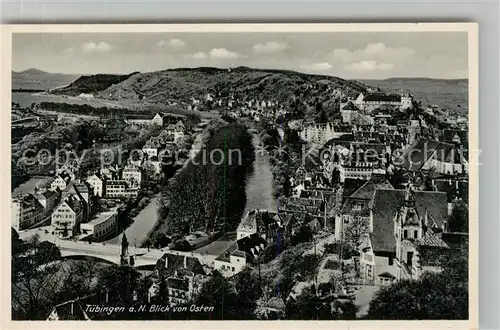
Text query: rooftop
84 206 118 226
369 188 448 253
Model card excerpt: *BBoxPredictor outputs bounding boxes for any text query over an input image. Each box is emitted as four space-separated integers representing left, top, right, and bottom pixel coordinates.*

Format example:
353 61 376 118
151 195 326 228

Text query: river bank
244 131 277 213
104 194 160 246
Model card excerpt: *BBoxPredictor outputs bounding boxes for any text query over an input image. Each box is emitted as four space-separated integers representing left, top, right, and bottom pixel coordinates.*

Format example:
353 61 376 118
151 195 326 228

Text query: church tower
394 183 425 280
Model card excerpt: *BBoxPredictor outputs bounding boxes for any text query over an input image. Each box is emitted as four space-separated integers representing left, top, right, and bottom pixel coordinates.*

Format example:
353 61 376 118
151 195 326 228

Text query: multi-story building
11 194 45 231
122 165 142 187
165 121 186 142
80 206 118 240
51 195 84 238
344 93 413 113
105 180 139 199
142 137 164 159
86 173 105 197
338 142 389 183
34 190 59 218
50 171 73 191
237 209 283 243
151 113 164 126
300 123 352 145
399 138 468 175
150 253 207 305
335 176 393 241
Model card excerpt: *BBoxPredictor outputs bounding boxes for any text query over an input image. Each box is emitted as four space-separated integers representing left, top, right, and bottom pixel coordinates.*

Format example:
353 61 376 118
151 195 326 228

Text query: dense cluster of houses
12 118 191 242
36 88 469 320
295 92 469 285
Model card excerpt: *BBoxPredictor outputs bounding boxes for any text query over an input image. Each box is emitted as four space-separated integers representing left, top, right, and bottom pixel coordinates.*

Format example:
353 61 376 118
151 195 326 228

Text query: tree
12 234 63 320
367 243 468 320
193 271 240 320
286 285 357 320
343 215 370 248
97 265 141 305
290 225 314 246
233 267 263 319
282 172 292 197
316 110 329 124
171 239 191 251
448 201 469 233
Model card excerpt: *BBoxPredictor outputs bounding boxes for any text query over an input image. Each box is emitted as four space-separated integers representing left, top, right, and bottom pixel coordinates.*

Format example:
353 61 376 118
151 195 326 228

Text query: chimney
164 256 168 269
184 256 188 269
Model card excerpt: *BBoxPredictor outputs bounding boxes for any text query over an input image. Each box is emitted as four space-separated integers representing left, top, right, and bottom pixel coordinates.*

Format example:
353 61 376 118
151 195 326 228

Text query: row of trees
153 122 255 242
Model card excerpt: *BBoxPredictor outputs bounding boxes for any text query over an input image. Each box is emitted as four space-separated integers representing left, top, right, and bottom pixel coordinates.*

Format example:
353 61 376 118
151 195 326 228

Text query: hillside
51 72 140 96
12 69 80 91
358 78 468 114
94 67 368 109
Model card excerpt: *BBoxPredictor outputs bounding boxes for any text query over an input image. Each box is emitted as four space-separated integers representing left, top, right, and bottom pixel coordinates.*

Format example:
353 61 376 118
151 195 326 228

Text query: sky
12 32 469 79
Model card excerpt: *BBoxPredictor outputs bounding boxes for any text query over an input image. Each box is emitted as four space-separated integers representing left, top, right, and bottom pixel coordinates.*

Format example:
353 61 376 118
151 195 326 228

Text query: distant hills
12 67 469 115
12 69 80 90
51 72 140 96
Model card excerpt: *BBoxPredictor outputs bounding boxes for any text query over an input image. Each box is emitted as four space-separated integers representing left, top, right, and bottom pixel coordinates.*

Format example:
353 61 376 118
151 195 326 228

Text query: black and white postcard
1 23 478 330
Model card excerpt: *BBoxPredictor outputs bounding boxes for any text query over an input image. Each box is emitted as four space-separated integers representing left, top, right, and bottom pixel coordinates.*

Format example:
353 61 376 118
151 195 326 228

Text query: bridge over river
52 238 218 268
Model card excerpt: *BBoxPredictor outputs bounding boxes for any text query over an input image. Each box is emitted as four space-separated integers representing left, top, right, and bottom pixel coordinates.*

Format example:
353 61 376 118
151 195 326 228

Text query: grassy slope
98 66 368 108
51 72 140 96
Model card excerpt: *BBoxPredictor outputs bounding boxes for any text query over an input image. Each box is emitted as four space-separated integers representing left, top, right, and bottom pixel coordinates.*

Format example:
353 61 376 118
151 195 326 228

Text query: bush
290 225 314 246
324 259 340 270
324 243 359 260
171 239 192 252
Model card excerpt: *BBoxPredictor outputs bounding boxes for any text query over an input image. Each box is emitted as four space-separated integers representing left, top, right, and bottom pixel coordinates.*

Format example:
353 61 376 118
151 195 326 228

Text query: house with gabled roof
150 252 207 305
50 171 73 191
237 210 284 243
335 176 394 241
398 138 468 175
11 194 45 231
51 194 84 238
214 233 267 277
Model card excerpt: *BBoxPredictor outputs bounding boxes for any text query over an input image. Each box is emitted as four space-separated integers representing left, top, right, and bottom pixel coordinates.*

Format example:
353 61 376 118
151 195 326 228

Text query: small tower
407 113 421 145
120 233 130 266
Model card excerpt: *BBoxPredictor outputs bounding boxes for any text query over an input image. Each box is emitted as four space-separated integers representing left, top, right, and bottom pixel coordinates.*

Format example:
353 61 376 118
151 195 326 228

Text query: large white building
300 123 353 145
86 173 104 197
122 165 142 187
81 206 118 240
12 194 45 231
345 93 414 113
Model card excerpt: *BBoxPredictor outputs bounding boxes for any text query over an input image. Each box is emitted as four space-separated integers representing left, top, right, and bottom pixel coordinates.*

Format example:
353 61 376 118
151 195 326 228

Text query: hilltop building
344 93 414 113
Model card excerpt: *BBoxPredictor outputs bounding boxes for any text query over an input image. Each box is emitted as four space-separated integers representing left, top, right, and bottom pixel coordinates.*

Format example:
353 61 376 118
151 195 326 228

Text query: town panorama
11 31 470 321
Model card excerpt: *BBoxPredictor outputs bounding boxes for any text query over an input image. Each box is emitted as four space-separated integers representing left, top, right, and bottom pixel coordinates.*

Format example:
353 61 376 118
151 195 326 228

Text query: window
403 230 408 239
232 267 235 272
413 230 418 239
389 256 393 266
